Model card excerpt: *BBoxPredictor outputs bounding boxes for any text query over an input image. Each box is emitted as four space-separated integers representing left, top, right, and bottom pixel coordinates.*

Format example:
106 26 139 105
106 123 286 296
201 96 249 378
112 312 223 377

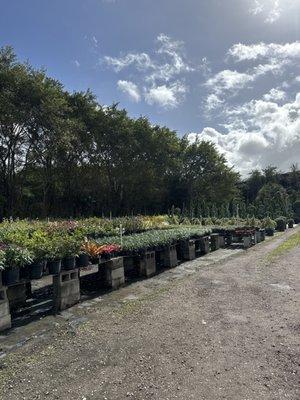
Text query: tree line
0 46 299 220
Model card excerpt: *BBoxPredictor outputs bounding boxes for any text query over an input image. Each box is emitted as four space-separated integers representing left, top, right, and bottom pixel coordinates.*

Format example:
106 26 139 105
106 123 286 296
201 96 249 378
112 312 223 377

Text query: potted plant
80 241 103 265
262 217 276 236
25 231 49 279
2 244 33 285
76 240 91 268
45 236 64 274
287 219 294 228
60 236 80 270
275 217 286 232
99 244 121 261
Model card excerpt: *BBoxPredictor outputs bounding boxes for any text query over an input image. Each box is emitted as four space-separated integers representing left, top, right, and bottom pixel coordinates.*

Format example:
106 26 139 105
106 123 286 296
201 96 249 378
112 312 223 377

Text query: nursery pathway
0 226 299 400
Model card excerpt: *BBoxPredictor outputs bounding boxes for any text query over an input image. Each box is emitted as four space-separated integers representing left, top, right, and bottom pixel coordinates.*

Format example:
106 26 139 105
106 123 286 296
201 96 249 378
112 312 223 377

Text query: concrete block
161 245 178 268
197 236 210 255
219 236 226 248
210 233 220 251
243 236 251 249
138 251 156 278
0 287 12 331
53 269 80 312
102 257 125 290
260 229 266 241
7 282 27 310
179 240 196 261
123 256 138 278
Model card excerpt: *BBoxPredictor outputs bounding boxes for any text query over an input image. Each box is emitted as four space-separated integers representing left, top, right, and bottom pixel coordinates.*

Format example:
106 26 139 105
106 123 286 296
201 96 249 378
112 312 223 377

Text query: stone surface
53 269 80 312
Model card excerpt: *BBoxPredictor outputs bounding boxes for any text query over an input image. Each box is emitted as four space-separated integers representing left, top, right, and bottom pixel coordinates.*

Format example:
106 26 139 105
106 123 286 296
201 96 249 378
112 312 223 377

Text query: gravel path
1 227 299 400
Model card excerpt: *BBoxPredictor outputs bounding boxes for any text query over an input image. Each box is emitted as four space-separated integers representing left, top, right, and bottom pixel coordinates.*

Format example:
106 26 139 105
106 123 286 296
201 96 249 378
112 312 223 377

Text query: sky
0 0 300 175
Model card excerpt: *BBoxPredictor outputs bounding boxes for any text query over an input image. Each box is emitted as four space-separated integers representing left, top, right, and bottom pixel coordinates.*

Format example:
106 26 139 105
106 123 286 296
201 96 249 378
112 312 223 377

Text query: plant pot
90 256 99 265
47 259 62 275
3 267 20 285
76 253 90 268
29 260 46 280
20 264 31 280
62 256 76 270
265 227 275 236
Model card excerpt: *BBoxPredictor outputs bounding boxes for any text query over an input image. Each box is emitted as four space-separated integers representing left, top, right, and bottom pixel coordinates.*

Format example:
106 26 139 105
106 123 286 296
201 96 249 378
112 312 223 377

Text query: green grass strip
266 231 300 262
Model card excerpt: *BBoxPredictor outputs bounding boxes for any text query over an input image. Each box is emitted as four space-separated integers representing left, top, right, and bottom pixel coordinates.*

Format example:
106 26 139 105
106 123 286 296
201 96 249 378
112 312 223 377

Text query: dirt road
1 228 299 400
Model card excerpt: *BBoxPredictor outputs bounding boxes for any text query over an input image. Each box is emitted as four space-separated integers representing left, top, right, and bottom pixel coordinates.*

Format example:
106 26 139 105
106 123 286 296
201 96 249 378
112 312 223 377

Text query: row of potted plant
0 238 121 286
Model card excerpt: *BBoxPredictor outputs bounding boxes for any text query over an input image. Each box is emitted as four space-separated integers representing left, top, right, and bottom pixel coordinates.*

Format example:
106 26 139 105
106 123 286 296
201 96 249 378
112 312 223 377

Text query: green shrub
4 245 33 269
261 217 276 229
275 217 286 232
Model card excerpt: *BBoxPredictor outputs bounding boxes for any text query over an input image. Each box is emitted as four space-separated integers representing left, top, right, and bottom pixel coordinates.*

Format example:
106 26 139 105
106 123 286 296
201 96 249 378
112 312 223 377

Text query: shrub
288 219 294 228
4 245 33 269
275 217 286 232
261 217 276 229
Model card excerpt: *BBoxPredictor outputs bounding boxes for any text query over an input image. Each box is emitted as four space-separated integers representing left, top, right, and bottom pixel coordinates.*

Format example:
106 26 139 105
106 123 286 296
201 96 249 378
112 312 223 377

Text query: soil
0 227 299 400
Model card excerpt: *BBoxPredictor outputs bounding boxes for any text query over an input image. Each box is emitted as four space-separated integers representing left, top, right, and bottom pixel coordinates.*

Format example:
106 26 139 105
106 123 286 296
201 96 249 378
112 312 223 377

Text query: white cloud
228 42 300 62
263 88 286 102
104 53 153 72
205 69 254 93
104 34 194 109
204 41 299 109
144 82 187 109
104 34 193 83
117 80 141 102
189 93 300 175
205 94 224 111
249 0 282 24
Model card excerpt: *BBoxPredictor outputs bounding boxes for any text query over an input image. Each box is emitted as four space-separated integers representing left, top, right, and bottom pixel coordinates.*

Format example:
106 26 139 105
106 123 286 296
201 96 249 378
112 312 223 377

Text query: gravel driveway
1 227 299 400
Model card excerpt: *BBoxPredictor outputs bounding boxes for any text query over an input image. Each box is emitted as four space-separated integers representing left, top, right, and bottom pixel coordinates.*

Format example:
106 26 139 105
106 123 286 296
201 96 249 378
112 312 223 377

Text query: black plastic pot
47 259 62 275
20 264 31 280
76 253 89 268
2 267 20 286
265 227 275 236
62 256 76 270
90 256 100 265
30 260 46 280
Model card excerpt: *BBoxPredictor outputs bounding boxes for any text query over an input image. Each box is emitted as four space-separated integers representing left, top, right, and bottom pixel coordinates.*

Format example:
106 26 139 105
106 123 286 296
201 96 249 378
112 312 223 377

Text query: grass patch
266 231 300 262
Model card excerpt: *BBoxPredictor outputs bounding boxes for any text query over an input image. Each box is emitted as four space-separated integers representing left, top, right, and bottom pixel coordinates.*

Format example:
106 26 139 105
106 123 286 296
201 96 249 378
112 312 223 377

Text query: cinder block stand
138 251 156 278
53 269 80 312
210 233 220 251
160 245 178 268
179 240 196 261
101 257 125 290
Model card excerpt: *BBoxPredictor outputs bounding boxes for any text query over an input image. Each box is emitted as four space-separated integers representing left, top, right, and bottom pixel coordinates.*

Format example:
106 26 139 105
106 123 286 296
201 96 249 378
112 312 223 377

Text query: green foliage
261 217 276 229
275 217 287 232
4 245 33 269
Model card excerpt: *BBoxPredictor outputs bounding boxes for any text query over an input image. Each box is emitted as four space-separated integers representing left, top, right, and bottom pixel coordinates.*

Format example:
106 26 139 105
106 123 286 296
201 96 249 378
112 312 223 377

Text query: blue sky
0 0 300 174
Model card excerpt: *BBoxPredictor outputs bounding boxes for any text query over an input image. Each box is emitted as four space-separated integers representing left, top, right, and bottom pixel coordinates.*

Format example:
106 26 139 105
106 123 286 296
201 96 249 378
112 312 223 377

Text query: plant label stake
120 223 123 247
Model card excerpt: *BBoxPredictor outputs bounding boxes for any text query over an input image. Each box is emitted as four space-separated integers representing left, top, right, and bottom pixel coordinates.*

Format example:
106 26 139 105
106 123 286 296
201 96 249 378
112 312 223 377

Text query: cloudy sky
1 0 300 175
